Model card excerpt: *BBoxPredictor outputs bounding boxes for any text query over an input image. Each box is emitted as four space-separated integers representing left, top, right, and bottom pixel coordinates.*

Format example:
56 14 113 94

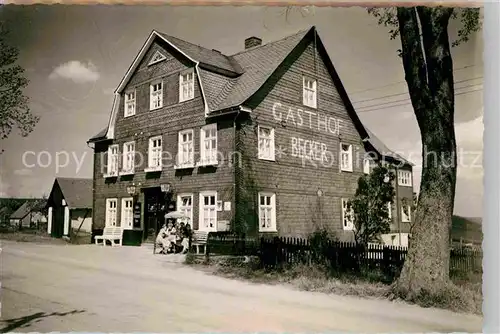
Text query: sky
0 5 483 217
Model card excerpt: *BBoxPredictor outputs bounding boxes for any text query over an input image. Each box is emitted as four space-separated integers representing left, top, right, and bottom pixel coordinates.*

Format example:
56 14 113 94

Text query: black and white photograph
0 3 486 332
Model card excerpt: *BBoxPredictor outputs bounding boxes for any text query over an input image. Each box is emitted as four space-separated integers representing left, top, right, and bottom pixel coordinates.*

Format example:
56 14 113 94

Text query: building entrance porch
142 186 176 243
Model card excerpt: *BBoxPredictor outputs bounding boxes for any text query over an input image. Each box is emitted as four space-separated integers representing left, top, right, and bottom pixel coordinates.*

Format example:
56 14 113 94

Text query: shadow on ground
0 310 86 332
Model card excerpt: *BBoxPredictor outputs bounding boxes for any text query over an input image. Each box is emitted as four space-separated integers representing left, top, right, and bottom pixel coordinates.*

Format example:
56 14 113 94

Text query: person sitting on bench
177 222 191 254
156 220 176 254
155 223 167 253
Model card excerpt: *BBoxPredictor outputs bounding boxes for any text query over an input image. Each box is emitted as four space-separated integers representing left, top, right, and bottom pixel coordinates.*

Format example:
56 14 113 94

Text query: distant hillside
451 215 482 244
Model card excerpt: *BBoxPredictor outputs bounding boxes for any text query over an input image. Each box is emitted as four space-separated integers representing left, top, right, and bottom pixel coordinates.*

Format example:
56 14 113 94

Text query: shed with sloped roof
9 199 47 229
46 177 93 238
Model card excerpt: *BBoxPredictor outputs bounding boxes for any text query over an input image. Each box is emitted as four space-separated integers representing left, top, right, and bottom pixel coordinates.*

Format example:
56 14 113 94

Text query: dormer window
148 50 167 66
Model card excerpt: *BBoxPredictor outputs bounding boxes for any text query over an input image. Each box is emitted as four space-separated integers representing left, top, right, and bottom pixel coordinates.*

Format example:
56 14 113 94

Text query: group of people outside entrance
155 218 193 254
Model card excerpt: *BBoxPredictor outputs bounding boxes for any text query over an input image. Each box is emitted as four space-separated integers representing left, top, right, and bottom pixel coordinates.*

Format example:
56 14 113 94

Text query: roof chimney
244 36 262 50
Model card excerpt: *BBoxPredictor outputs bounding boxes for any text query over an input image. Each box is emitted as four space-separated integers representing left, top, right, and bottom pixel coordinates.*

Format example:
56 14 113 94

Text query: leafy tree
25 195 49 217
347 165 395 247
0 23 39 142
0 198 26 223
367 6 481 300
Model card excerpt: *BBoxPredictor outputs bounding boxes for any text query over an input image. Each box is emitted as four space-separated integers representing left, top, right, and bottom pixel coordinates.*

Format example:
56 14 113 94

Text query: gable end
102 30 209 140
242 26 369 140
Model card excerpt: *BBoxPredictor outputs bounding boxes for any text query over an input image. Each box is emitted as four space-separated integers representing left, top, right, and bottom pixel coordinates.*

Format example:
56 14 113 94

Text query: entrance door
143 188 176 242
52 206 64 238
143 188 166 242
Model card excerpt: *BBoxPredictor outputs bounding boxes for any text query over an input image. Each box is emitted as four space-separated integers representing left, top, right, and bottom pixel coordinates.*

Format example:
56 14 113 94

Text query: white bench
95 227 123 247
191 231 208 254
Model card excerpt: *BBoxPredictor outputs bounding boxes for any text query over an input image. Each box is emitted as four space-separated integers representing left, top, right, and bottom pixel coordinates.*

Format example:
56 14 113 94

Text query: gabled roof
88 28 310 143
157 32 244 76
9 202 31 220
209 28 310 111
9 199 46 220
89 26 410 166
54 178 93 209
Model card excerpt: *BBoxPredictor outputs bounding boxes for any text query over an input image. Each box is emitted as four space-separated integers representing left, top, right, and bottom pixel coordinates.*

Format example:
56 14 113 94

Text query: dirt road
0 241 482 332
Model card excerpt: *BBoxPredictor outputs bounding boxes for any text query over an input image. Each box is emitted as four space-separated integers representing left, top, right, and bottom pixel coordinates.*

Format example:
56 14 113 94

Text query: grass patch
187 255 482 315
0 228 92 245
0 230 68 244
69 229 92 244
389 275 482 315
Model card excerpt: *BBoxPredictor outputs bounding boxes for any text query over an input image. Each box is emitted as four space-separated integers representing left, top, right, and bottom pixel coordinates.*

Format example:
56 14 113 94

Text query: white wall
380 233 409 247
9 219 20 227
31 212 47 224
10 216 31 228
48 207 53 234
70 209 92 233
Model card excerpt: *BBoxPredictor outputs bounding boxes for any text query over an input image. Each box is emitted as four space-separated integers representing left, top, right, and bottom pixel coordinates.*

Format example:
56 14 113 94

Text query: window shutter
270 128 275 159
149 85 154 110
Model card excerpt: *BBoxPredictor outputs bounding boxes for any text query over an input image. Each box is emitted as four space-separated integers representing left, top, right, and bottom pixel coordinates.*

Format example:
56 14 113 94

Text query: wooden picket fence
258 237 407 280
450 247 483 273
206 233 483 278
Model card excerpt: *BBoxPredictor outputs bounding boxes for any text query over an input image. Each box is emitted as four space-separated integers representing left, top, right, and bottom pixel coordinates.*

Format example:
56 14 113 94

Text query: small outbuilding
46 177 93 238
9 200 47 229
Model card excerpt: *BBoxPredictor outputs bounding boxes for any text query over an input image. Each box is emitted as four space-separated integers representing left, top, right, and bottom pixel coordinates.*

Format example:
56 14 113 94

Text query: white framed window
199 124 218 166
177 194 193 227
106 144 119 177
340 143 353 172
341 198 354 231
150 81 163 110
199 191 217 231
147 136 162 170
124 90 136 117
177 129 194 167
258 192 277 232
387 202 392 220
121 141 135 174
258 126 275 161
402 205 411 222
148 50 167 66
105 198 118 227
121 197 133 230
179 69 195 102
363 158 371 174
398 170 413 187
302 76 317 108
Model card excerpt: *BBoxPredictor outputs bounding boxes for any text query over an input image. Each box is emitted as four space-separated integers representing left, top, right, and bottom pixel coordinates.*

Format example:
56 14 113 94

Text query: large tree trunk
393 7 457 298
